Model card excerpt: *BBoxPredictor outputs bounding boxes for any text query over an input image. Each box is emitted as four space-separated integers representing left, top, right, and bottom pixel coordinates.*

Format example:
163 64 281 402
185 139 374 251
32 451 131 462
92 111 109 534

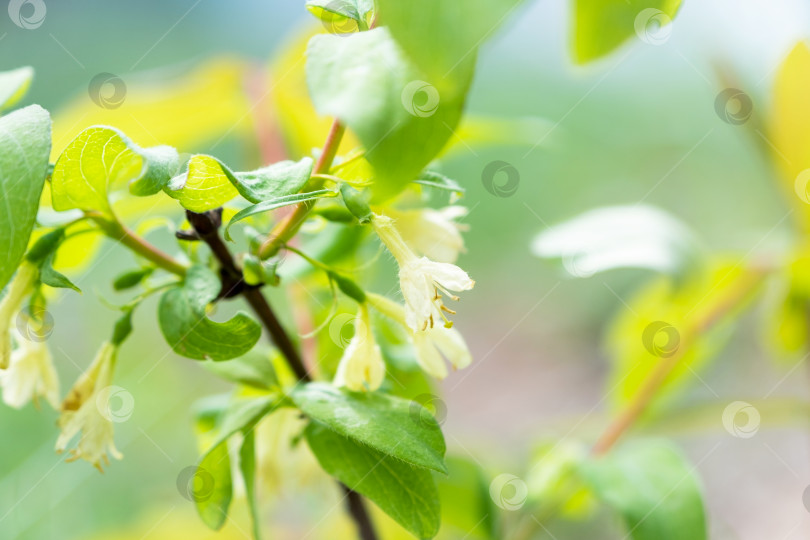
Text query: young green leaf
167 155 315 213
112 267 154 291
51 126 180 213
235 157 314 202
306 0 374 29
39 253 81 293
0 66 34 111
165 155 239 213
414 171 465 196
572 0 683 64
23 228 81 292
206 396 277 453
224 189 336 241
306 28 469 201
305 421 441 538
291 382 447 473
581 440 706 540
195 440 233 530
0 104 51 291
158 265 261 361
239 431 262 540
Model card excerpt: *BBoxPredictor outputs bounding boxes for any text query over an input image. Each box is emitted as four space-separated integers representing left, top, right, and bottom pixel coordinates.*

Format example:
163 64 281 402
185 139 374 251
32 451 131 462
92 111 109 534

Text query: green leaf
306 28 470 201
207 395 277 456
572 0 683 64
128 145 184 196
158 265 261 361
40 253 81 292
0 105 51 291
437 456 498 539
0 66 34 111
111 310 134 346
291 382 447 473
581 440 706 540
531 205 701 279
191 395 276 531
239 430 262 540
195 439 233 530
306 0 375 29
377 0 521 81
23 228 81 292
305 421 441 538
165 155 239 213
414 170 465 195
203 351 278 390
235 157 314 202
224 189 336 241
51 126 180 212
112 267 154 291
167 155 314 212
25 228 65 265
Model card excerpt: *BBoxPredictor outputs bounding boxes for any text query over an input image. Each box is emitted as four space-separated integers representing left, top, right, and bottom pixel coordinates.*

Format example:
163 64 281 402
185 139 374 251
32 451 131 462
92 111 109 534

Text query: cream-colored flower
372 214 474 331
0 262 37 369
412 325 472 379
56 342 122 471
386 206 468 263
366 293 472 380
333 304 385 392
1 328 59 409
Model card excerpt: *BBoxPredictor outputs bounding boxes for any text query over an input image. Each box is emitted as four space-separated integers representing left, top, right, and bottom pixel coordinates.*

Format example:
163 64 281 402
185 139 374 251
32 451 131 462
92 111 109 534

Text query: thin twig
258 120 346 259
591 269 767 456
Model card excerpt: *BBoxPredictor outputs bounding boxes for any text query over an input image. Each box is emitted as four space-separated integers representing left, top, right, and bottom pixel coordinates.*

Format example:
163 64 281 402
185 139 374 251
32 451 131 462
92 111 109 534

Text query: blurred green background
2 0 810 538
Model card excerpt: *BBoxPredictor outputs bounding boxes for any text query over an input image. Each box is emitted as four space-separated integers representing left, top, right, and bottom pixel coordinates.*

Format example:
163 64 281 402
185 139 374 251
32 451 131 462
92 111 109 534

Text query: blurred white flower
1 328 59 409
0 262 37 369
333 304 385 392
372 214 474 331
367 293 472 380
56 342 122 471
387 206 468 263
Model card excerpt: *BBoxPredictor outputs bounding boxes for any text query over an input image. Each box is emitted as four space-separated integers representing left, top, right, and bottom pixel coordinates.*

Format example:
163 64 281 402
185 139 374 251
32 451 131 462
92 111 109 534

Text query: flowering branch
184 208 379 540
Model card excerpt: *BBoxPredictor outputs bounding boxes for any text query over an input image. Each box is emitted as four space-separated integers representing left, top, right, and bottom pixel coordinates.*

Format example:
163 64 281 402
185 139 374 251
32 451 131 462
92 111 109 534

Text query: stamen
440 305 456 315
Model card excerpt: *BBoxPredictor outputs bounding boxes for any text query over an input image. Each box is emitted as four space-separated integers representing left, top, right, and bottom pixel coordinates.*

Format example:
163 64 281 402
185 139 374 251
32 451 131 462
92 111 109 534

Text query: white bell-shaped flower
372 214 474 331
56 342 122 471
1 328 59 409
386 206 468 263
0 263 37 369
333 304 385 392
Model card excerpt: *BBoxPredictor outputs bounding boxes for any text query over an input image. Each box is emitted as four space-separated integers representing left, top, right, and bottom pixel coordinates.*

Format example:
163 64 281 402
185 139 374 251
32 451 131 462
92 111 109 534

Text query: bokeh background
2 0 810 538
